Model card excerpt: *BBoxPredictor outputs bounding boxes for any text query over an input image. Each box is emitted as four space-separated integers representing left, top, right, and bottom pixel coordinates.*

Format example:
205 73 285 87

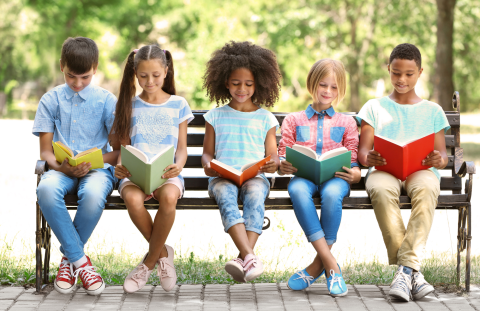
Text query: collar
64 83 92 101
305 105 335 119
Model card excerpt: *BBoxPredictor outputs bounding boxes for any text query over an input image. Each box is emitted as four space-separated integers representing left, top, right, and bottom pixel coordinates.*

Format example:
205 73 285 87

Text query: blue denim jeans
208 176 270 235
288 176 350 245
36 168 116 262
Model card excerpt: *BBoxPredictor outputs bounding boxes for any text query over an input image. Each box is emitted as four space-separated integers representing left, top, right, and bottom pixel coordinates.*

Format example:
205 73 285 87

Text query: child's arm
358 121 387 167
162 120 188 179
260 127 280 173
277 115 297 175
422 130 448 169
201 122 221 177
39 132 91 177
335 119 361 184
111 135 131 180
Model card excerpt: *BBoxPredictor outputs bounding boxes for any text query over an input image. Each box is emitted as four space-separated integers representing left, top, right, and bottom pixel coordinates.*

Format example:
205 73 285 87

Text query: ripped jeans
36 168 116 262
208 176 270 235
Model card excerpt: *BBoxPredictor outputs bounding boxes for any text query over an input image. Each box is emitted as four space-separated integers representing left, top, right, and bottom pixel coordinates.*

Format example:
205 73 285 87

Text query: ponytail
162 50 176 95
112 51 136 143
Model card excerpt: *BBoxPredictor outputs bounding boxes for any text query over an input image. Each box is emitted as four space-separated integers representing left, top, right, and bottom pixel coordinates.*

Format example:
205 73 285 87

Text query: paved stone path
2 284 480 311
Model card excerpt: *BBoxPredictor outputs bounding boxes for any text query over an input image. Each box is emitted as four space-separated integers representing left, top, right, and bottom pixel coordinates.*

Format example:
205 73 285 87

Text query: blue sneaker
287 268 325 290
411 271 434 300
326 265 348 297
389 265 412 302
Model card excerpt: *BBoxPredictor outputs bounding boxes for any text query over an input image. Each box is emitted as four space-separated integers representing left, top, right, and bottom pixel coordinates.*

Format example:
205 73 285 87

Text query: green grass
0 238 477 289
461 125 480 135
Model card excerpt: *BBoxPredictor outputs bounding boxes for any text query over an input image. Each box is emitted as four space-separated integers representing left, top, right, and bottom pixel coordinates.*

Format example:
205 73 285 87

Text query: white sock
72 256 88 269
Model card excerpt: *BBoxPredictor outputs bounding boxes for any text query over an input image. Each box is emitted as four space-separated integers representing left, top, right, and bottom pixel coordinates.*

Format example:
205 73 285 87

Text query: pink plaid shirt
278 105 359 167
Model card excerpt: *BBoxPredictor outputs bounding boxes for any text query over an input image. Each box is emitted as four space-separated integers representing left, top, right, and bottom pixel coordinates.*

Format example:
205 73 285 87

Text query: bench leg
35 202 43 292
43 223 51 285
466 204 472 292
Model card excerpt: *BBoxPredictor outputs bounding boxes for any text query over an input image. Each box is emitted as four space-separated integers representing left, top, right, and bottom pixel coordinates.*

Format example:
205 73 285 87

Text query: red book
374 133 435 181
210 155 271 187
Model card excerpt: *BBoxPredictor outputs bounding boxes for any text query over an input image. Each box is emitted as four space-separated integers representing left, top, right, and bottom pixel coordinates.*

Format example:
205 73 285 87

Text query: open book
210 155 271 187
52 141 104 170
374 133 434 181
286 145 351 185
121 145 174 194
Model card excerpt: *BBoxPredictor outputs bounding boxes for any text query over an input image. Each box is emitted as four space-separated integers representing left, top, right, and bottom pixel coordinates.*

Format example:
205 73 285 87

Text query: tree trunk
434 0 456 111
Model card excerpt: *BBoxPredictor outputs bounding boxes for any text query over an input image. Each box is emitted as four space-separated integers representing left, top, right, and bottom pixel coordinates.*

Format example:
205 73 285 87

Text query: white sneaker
389 265 412 302
225 258 245 283
412 271 434 300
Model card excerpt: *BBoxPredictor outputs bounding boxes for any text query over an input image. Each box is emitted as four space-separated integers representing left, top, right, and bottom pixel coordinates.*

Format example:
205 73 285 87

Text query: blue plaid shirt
32 83 117 169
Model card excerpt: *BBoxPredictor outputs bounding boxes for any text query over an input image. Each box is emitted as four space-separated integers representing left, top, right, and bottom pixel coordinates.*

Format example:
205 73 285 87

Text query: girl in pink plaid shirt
278 59 361 296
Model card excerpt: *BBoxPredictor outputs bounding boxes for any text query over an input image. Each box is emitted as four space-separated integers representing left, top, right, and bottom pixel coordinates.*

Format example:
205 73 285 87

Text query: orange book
374 133 435 181
210 155 271 187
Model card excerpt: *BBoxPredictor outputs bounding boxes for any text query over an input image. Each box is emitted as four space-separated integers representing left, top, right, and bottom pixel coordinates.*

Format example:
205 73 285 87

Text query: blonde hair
306 59 346 106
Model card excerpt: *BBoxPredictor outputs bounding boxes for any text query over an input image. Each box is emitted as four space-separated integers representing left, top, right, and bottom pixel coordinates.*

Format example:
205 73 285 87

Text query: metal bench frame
34 92 476 292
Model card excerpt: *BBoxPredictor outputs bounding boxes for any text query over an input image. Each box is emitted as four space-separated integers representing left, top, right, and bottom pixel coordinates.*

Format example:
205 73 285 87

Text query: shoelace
57 260 74 281
74 265 101 287
158 258 174 278
294 270 314 285
243 256 257 272
132 264 150 282
412 272 426 288
232 258 244 266
328 269 344 292
391 269 412 298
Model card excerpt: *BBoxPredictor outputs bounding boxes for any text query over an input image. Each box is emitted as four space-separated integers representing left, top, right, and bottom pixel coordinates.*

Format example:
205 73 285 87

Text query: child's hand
260 160 277 174
279 160 297 175
60 158 91 178
162 164 182 179
335 166 361 184
366 150 386 167
203 162 221 177
422 150 444 168
115 164 131 179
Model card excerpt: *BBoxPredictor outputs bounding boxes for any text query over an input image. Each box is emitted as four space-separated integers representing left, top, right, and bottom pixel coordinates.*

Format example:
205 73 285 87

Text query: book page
318 147 348 161
211 159 242 175
148 145 173 164
55 141 74 158
126 145 149 163
292 144 317 159
73 147 99 159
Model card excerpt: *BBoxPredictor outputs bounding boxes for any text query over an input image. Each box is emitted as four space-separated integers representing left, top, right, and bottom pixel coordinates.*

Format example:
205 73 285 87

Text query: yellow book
52 141 104 170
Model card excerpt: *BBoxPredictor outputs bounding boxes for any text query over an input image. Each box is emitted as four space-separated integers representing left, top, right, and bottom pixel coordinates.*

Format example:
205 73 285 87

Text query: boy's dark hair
113 45 176 142
389 43 422 69
60 37 99 74
203 41 282 107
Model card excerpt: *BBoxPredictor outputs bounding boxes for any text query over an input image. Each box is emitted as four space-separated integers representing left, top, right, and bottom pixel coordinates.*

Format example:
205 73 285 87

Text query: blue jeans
288 176 350 245
36 168 116 262
208 176 270 235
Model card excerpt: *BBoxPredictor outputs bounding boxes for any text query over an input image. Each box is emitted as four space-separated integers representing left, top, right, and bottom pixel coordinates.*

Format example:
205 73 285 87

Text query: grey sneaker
412 271 434 300
389 266 412 302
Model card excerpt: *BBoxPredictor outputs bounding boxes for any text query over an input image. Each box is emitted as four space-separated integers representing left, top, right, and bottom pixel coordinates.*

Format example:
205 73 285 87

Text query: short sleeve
179 98 194 124
104 93 117 135
265 111 279 132
203 108 216 128
32 92 56 136
356 99 377 129
433 105 450 134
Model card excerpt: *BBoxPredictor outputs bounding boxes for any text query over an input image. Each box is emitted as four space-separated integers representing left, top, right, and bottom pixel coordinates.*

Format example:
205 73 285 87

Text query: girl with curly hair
278 59 361 296
112 45 194 293
201 41 282 282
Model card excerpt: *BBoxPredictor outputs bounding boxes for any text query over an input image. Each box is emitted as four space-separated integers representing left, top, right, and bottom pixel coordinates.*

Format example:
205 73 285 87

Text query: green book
121 145 174 194
286 145 352 185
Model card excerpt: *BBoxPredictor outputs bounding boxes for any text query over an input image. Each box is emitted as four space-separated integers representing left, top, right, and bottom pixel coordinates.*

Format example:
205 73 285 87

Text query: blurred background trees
1 0 479 116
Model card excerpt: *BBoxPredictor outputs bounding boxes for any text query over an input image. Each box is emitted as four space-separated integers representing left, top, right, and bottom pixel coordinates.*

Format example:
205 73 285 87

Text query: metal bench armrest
35 160 48 175
456 160 476 178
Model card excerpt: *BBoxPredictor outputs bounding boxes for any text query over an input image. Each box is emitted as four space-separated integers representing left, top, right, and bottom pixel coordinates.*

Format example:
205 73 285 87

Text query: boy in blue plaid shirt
33 37 117 296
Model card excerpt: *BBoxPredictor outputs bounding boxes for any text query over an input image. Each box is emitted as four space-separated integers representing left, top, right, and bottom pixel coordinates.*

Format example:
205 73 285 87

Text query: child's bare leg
311 238 339 276
143 184 179 269
228 224 255 259
305 244 333 277
123 186 153 241
237 231 260 258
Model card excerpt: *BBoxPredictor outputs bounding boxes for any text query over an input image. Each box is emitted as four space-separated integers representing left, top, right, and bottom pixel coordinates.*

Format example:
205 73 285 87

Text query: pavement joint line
143 285 155 311
60 286 79 311
173 284 180 311
4 287 25 311
302 285 315 311
226 284 231 311
200 284 204 311
377 284 397 311
433 290 453 311
251 283 259 311
276 283 286 311
89 290 101 311
466 295 480 311
350 284 368 311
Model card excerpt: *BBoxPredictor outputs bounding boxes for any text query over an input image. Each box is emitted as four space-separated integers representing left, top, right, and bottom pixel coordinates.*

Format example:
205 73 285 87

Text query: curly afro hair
203 41 282 107
389 43 422 69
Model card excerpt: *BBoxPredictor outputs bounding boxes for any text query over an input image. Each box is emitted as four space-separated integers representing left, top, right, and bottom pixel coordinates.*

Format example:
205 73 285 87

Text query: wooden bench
34 91 476 292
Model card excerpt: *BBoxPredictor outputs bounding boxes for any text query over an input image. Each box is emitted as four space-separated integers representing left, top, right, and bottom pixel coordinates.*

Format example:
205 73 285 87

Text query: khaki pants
365 169 440 270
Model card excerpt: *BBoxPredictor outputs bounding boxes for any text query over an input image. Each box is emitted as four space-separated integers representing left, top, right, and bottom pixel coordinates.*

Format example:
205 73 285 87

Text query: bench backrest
183 94 463 194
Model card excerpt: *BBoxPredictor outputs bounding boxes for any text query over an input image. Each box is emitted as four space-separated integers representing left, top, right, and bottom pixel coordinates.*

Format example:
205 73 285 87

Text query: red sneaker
54 257 76 294
73 256 105 296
